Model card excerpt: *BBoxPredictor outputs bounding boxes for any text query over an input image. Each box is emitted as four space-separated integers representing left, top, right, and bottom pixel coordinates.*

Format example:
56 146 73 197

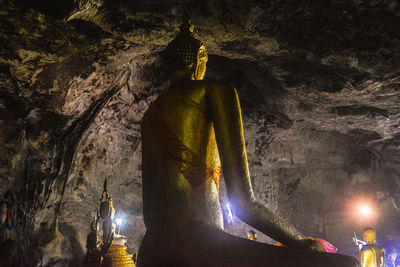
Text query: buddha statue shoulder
138 10 361 267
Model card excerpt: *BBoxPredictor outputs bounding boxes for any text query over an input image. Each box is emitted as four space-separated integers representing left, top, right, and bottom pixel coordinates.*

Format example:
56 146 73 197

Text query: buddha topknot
165 9 206 72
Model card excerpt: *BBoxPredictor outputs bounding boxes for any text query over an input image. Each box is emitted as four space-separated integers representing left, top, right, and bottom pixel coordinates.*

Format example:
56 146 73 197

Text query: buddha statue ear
194 46 208 80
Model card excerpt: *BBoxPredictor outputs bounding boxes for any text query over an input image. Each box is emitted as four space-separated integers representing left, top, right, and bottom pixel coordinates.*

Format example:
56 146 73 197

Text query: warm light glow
358 204 372 217
348 196 377 224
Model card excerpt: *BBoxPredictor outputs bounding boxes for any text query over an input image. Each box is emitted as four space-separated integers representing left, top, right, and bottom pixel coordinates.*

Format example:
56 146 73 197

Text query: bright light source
115 217 124 235
358 204 372 217
348 197 377 224
226 203 233 222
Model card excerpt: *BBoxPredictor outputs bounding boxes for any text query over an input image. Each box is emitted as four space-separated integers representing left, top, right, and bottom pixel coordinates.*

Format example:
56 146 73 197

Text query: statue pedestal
101 238 135 267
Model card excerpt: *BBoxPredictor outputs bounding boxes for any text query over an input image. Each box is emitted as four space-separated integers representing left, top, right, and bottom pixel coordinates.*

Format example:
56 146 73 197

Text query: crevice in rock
48 68 131 217
331 105 388 117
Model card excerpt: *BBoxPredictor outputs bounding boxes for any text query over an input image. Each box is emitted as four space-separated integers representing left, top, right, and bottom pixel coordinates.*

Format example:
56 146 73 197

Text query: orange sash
147 98 220 191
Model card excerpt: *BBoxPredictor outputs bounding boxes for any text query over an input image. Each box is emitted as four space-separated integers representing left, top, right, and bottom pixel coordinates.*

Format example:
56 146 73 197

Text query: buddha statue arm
208 82 315 249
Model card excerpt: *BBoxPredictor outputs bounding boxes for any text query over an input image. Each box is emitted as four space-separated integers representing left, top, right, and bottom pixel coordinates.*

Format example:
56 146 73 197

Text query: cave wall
1 0 400 265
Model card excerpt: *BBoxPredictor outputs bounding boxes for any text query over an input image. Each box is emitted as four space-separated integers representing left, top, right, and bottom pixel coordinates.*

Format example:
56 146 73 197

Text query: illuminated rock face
0 0 400 265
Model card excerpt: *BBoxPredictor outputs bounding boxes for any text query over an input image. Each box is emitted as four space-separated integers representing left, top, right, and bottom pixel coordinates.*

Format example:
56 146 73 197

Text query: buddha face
363 228 376 244
91 222 99 232
194 46 208 80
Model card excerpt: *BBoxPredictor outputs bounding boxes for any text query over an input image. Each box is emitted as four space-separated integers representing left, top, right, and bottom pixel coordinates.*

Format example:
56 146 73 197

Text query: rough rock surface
1 0 400 265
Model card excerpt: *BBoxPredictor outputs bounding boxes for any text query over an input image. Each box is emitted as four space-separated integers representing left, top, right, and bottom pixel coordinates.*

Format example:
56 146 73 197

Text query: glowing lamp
349 197 377 223
358 204 372 217
116 217 123 234
226 203 234 222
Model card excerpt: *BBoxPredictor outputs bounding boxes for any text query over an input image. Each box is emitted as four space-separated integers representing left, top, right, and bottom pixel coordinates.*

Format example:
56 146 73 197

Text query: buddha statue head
247 230 257 241
164 9 208 80
363 227 376 244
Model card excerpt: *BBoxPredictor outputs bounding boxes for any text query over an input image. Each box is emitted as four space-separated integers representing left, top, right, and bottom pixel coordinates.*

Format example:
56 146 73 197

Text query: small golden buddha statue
359 228 385 267
85 215 102 267
88 215 100 249
138 10 361 267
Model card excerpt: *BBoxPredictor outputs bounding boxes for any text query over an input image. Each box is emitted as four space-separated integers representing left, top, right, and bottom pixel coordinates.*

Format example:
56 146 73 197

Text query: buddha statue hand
299 238 325 252
297 237 337 253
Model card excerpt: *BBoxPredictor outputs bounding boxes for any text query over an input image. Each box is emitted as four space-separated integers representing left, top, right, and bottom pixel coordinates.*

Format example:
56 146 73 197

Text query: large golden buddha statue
138 11 361 267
